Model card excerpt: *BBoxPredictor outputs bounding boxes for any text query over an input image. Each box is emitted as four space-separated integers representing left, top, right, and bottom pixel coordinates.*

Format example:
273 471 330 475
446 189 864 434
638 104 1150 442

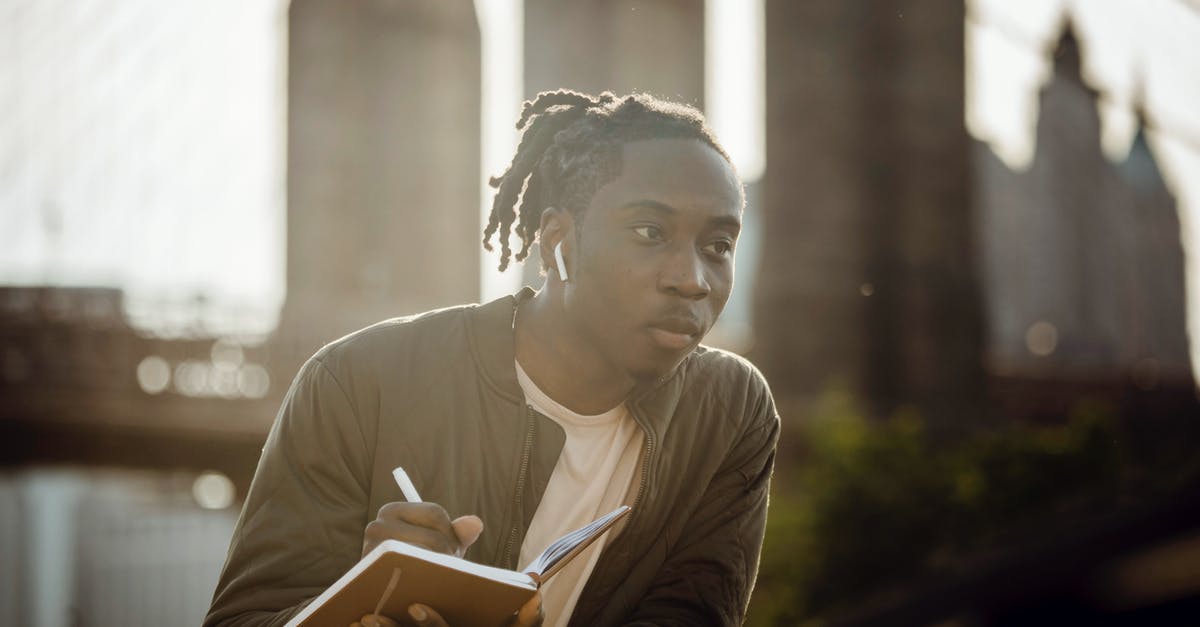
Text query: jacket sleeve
623 383 781 626
204 356 374 627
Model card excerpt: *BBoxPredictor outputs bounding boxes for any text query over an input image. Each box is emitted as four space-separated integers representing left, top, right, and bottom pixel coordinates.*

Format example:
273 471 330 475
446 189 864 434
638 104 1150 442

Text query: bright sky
2 0 1198 360
0 0 289 337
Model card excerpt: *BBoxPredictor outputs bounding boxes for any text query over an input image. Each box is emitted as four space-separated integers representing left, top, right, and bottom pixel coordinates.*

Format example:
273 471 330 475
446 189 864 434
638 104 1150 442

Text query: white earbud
554 241 569 282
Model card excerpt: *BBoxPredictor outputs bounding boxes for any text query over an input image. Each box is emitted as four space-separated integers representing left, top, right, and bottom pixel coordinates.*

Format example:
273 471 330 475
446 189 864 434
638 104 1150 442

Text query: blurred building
0 286 279 481
1 1 481 625
976 25 1191 387
0 282 280 627
756 0 983 424
822 19 1200 627
0 285 279 627
280 0 481 354
752 6 1200 625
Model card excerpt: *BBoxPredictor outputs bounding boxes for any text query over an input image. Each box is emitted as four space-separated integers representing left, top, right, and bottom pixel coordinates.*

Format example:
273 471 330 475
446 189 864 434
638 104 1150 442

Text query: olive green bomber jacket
204 290 780 626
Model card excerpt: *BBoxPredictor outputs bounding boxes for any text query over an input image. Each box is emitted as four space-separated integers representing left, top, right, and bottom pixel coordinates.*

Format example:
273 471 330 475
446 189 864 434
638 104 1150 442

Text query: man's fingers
362 502 485 558
363 518 459 555
515 591 544 627
408 604 448 627
377 502 457 538
450 515 484 553
353 614 401 627
401 593 535 627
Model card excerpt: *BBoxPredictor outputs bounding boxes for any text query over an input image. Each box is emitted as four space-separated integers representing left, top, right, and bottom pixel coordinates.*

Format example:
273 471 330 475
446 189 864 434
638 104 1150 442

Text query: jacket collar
466 288 691 436
466 287 533 405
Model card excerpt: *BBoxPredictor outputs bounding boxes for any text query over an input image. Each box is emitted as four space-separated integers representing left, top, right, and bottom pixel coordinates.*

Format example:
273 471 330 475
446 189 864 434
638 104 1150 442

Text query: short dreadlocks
482 90 736 271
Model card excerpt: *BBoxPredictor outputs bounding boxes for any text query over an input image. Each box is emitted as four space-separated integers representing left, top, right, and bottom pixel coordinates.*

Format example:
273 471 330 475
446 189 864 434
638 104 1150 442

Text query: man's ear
538 207 575 274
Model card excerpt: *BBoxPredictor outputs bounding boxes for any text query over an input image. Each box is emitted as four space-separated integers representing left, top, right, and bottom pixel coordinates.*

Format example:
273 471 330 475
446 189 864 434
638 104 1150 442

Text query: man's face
562 137 743 381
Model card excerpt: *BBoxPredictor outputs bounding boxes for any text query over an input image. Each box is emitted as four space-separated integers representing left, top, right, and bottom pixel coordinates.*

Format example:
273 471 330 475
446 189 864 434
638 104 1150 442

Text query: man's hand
406 592 544 627
362 502 484 558
358 503 540 626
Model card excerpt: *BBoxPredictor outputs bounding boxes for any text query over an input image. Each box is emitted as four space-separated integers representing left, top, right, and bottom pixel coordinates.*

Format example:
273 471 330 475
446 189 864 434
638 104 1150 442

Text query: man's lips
647 318 703 350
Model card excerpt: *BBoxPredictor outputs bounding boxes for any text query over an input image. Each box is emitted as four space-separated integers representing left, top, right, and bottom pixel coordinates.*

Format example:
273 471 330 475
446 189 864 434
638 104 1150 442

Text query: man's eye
633 225 664 241
703 240 734 257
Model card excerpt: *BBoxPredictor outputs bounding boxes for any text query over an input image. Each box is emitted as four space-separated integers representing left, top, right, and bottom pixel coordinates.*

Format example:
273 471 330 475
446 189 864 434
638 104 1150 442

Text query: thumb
516 591 544 626
451 515 484 554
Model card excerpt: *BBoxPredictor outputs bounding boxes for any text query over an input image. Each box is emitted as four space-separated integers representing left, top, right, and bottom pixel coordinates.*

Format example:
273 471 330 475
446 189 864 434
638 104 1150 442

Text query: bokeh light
191 471 236 510
136 355 171 394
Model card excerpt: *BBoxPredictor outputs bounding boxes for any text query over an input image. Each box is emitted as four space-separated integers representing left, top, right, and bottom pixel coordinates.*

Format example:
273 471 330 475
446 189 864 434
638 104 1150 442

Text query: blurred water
0 468 238 627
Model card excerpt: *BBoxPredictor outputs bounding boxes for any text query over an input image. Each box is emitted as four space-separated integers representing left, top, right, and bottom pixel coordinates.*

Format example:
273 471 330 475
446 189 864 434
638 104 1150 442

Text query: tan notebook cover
285 505 631 627
286 540 537 627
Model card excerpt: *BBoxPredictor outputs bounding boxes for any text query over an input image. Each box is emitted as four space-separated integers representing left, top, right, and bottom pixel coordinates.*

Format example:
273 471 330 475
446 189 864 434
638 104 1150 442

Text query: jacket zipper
627 416 654 519
501 406 537 568
622 380 667 524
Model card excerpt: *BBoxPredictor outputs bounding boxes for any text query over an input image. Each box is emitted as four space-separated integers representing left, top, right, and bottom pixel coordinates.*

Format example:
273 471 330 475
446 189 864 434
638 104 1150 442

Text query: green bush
747 388 1128 626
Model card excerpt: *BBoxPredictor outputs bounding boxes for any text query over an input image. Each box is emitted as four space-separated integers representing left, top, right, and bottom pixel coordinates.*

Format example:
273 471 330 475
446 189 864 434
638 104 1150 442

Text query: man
205 91 780 627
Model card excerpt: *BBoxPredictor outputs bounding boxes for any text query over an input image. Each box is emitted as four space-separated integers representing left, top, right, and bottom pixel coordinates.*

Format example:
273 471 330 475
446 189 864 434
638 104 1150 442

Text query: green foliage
746 389 1129 626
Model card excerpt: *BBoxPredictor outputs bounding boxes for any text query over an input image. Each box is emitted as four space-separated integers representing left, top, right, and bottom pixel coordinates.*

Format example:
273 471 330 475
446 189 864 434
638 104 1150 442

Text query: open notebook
286 505 631 627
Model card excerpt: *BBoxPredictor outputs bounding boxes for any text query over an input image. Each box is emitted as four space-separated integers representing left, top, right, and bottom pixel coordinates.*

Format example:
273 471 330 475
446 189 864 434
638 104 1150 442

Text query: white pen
391 466 422 503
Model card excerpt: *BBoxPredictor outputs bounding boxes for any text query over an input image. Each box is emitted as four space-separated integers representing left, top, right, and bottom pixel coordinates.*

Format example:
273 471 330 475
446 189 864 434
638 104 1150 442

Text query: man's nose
660 247 711 299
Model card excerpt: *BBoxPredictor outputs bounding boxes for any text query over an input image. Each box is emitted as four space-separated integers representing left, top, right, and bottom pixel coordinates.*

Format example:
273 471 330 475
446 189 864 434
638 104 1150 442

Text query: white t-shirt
514 361 644 627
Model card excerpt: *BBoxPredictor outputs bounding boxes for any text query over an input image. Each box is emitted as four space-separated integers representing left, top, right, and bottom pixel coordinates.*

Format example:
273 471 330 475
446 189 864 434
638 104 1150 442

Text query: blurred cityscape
2 1 1199 626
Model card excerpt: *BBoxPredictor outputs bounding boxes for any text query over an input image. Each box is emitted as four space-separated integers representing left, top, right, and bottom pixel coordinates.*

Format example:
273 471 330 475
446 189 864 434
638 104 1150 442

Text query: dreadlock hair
482 90 736 272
